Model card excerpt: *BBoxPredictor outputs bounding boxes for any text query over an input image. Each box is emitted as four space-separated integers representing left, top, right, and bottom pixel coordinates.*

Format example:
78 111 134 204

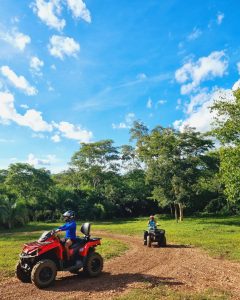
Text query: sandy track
1 231 240 299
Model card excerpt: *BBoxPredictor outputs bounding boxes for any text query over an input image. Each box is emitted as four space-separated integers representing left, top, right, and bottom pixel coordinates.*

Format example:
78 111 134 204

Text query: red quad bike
16 223 103 289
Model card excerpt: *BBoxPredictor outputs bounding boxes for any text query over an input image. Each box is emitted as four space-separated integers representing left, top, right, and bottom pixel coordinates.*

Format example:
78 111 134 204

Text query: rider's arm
58 222 75 231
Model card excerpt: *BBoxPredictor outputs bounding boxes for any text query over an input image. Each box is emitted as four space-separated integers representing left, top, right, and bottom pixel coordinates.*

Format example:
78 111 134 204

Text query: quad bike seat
69 238 87 249
68 223 101 249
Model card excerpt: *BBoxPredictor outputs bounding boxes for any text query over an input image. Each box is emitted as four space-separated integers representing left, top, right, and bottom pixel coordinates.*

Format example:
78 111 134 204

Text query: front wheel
15 262 31 283
83 252 103 277
31 259 57 289
147 235 152 247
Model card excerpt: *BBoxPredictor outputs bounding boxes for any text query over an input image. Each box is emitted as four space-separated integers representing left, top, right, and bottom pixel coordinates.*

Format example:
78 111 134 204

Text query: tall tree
211 87 240 209
5 163 54 219
131 123 214 220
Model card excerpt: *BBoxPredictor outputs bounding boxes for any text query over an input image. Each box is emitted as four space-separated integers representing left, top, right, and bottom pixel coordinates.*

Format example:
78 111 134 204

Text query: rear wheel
158 236 167 247
15 262 31 283
83 252 103 277
147 235 151 247
31 259 57 289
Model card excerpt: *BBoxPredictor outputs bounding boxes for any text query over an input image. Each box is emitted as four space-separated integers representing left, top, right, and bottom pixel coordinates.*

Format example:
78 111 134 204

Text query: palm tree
0 193 28 229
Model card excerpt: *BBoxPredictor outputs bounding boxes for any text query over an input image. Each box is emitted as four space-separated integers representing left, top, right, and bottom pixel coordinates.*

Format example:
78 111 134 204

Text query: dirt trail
1 231 240 300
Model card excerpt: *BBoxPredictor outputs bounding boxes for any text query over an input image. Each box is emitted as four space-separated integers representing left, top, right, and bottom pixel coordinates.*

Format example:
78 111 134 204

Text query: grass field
0 223 128 280
93 215 240 261
0 215 240 282
115 284 230 300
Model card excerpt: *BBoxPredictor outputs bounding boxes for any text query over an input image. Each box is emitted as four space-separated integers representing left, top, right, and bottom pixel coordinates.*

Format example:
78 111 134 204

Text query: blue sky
0 0 240 172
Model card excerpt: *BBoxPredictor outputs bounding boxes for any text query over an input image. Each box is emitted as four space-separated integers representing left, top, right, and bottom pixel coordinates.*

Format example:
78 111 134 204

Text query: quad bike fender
79 239 101 257
38 243 63 259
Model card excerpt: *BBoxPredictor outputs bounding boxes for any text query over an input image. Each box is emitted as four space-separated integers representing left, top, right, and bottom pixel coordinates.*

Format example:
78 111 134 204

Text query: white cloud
31 0 66 31
0 28 30 51
0 92 93 142
51 134 61 142
30 56 44 74
1 66 37 96
27 153 57 167
175 51 228 95
173 88 234 132
217 12 224 25
187 27 202 41
66 0 91 23
20 104 29 109
237 62 240 75
112 113 135 129
48 35 80 59
0 92 53 132
147 97 152 109
232 79 240 92
55 121 92 142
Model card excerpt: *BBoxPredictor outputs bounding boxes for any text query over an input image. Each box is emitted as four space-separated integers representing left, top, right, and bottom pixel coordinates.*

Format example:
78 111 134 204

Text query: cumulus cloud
0 92 93 143
187 27 202 41
232 79 240 92
1 66 37 96
0 92 52 131
48 35 80 59
66 0 91 22
175 51 228 95
217 12 224 25
54 121 92 142
0 28 30 51
31 0 91 30
27 153 57 167
30 56 44 74
112 113 135 129
31 0 66 31
173 88 234 133
51 134 61 142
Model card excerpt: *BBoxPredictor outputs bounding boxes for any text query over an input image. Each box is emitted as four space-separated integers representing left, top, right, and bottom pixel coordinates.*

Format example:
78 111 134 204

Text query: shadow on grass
46 272 183 293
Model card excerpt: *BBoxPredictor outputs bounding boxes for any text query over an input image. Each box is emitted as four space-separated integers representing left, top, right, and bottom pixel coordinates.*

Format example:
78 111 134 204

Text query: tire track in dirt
1 231 240 299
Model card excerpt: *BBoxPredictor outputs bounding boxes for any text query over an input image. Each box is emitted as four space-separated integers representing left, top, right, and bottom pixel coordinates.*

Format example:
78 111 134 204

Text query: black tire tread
31 259 57 289
83 252 103 277
15 262 31 283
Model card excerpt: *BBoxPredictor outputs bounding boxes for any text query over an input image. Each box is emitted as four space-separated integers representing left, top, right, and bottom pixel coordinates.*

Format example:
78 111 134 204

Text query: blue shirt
148 220 156 229
58 221 77 240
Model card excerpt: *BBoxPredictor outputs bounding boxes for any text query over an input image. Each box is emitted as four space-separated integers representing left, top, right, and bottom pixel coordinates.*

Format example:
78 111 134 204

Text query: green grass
115 284 230 300
0 222 128 280
1 215 240 282
93 215 240 261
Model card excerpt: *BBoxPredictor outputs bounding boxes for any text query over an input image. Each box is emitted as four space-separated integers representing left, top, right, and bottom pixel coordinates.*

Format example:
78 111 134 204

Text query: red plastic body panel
23 235 64 259
22 235 101 260
79 239 101 256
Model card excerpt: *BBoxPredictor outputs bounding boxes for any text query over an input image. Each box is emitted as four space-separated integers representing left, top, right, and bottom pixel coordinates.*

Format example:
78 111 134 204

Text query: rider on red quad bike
16 213 103 289
56 210 77 263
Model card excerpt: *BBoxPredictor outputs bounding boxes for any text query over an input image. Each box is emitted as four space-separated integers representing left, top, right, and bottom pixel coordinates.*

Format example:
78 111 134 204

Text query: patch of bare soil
1 231 240 300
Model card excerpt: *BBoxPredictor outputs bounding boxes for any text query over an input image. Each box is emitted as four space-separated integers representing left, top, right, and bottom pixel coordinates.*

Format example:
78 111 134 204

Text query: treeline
0 87 240 228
